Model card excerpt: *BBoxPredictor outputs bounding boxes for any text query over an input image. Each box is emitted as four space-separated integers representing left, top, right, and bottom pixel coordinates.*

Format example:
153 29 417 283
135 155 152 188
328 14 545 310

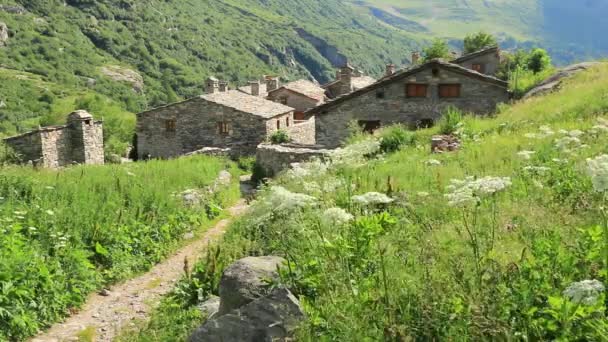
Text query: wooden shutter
406 84 427 98
438 84 461 98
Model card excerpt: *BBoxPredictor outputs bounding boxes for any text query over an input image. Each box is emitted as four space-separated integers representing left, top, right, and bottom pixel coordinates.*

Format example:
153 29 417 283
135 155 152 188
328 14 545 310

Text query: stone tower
206 77 219 94
67 110 104 165
339 64 354 96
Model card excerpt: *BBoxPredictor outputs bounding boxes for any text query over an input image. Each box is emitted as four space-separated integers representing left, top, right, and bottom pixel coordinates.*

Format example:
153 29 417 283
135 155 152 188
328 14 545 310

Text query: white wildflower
563 280 605 305
44 186 55 190
352 192 394 206
417 192 430 197
331 138 381 165
587 154 608 192
264 186 317 211
523 166 551 174
445 176 512 207
568 130 585 138
525 133 539 139
287 159 328 179
28 226 37 232
322 178 344 192
517 150 536 160
426 159 442 166
126 171 136 177
555 136 581 150
322 207 354 226
539 125 555 136
591 125 608 134
558 129 569 135
303 181 321 194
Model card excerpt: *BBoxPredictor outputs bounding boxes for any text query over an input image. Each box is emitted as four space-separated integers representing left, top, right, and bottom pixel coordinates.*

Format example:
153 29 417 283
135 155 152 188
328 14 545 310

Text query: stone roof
451 46 499 64
238 83 268 97
201 90 293 118
3 125 68 141
268 79 326 101
68 110 93 120
308 59 508 115
352 76 377 90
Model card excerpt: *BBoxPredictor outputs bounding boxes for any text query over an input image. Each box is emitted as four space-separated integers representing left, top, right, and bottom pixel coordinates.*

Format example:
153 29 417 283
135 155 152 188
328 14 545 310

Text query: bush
463 32 497 54
439 107 463 135
270 130 290 144
422 38 451 62
379 125 415 153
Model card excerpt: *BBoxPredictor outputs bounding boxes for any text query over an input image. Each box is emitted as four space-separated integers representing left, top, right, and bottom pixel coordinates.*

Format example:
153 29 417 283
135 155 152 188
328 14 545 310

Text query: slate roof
268 79 326 101
238 83 268 97
308 59 508 115
201 90 293 118
451 46 499 64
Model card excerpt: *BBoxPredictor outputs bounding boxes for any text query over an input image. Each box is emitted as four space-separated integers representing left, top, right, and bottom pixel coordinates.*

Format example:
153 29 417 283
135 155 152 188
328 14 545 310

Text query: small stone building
451 46 501 76
267 79 326 120
3 110 104 168
136 84 295 159
323 64 377 99
308 59 509 148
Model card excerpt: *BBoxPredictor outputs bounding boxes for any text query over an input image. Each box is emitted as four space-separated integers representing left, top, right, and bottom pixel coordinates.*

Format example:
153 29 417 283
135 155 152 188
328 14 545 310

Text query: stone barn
3 110 104 168
136 86 295 159
308 59 510 148
267 79 326 120
451 46 501 76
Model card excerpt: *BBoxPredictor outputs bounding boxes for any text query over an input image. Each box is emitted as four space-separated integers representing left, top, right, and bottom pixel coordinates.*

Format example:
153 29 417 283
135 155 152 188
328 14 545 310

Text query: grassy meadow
128 63 608 340
0 156 241 341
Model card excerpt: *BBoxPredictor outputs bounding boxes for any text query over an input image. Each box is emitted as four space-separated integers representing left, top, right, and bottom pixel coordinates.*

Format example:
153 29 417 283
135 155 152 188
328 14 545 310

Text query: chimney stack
205 77 219 94
219 81 228 92
249 81 261 96
385 64 396 77
266 76 279 92
339 64 354 96
411 52 420 65
336 69 341 81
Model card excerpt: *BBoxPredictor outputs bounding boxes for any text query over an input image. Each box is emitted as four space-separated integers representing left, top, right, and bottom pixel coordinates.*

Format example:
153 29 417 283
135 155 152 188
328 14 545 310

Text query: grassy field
127 63 608 340
0 156 241 341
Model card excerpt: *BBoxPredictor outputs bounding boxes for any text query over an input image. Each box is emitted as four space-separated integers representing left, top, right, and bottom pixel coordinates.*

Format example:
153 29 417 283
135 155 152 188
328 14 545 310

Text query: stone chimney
205 77 219 94
219 81 228 92
411 52 420 65
385 64 396 77
266 76 279 92
339 64 354 96
335 69 341 81
249 81 261 96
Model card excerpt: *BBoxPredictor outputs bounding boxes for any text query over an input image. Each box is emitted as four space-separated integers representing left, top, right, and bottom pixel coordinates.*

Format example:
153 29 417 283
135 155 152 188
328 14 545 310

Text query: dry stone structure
267 79 326 120
3 110 104 168
0 21 8 46
256 143 331 177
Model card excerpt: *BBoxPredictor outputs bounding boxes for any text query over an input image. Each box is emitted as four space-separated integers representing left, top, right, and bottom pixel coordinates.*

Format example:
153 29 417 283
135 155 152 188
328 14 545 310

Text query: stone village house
308 59 510 148
451 46 501 76
266 79 326 120
136 78 310 159
3 110 104 168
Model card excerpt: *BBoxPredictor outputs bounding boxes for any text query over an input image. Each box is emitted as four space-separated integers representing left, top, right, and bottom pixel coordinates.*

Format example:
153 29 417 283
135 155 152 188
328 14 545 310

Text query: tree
422 39 451 62
526 48 552 73
463 32 498 54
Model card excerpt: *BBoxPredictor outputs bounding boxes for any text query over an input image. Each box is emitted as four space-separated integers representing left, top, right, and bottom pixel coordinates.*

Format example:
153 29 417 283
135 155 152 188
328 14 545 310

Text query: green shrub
379 125 415 153
270 130 290 144
237 156 257 172
438 107 463 135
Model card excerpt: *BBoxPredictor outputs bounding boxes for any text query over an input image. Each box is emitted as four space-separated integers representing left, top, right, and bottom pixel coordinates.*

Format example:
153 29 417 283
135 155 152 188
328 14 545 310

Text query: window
472 63 485 73
276 120 281 130
358 120 381 133
438 84 461 98
84 119 91 125
218 121 230 135
165 119 176 132
406 84 428 98
432 68 440 77
286 117 290 127
376 89 385 99
294 111 306 120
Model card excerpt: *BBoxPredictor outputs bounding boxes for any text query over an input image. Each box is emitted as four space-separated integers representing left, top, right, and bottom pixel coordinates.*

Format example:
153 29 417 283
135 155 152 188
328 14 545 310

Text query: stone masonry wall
40 128 71 168
315 67 509 148
456 52 500 76
4 131 43 163
256 143 331 177
267 89 322 113
77 121 104 165
286 117 316 145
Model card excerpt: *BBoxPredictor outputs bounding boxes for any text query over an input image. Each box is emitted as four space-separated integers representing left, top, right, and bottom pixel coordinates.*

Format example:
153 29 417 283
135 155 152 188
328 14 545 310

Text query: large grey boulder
0 22 8 46
189 288 305 342
197 295 220 320
524 62 601 98
218 256 286 315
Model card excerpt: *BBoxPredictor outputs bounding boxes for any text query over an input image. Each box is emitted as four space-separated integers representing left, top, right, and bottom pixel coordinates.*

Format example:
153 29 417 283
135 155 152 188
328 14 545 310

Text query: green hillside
351 0 608 64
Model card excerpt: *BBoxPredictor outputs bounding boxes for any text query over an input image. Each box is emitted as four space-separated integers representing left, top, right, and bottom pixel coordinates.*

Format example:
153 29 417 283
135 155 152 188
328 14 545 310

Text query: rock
101 65 144 93
217 170 232 186
218 256 286 315
524 62 601 98
431 135 460 153
182 231 195 240
0 22 8 46
0 5 26 14
181 189 203 207
184 147 232 157
189 288 304 342
197 295 220 319
99 288 111 297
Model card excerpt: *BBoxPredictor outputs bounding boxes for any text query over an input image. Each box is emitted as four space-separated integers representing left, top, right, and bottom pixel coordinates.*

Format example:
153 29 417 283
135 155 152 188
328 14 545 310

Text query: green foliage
438 107 463 135
269 130 290 144
463 31 497 54
0 156 241 340
527 48 552 73
422 38 451 61
379 125 415 153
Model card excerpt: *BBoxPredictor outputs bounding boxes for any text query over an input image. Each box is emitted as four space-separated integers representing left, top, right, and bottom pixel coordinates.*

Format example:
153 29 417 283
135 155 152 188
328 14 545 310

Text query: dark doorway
358 120 381 133
417 118 434 129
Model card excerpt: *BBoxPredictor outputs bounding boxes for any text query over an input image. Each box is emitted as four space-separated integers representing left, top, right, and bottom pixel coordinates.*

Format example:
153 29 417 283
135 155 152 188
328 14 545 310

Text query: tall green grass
0 156 241 341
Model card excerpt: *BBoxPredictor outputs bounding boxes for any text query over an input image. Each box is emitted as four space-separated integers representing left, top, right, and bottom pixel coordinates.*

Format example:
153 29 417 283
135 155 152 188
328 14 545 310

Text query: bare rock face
524 62 601 98
100 65 144 93
189 288 304 342
218 256 286 315
0 22 9 46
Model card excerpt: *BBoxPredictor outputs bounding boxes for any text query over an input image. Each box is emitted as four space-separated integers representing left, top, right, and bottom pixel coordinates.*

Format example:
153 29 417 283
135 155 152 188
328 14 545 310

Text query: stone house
308 59 510 148
3 110 104 168
266 79 326 120
323 64 377 99
136 79 296 159
451 46 501 76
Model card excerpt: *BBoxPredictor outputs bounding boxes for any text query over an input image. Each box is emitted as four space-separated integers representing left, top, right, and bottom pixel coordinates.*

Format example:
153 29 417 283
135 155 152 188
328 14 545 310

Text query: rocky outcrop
0 5 26 14
0 22 9 46
100 65 144 93
189 256 305 342
198 295 220 319
524 62 601 98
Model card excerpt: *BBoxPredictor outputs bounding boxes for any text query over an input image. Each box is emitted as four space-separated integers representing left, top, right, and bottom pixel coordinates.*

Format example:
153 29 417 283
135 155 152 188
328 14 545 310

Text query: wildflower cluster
264 186 317 211
287 158 328 179
523 166 551 175
586 154 608 193
445 176 512 207
352 192 394 206
590 117 608 134
517 150 536 160
426 159 442 166
563 279 605 305
322 207 354 226
331 138 381 166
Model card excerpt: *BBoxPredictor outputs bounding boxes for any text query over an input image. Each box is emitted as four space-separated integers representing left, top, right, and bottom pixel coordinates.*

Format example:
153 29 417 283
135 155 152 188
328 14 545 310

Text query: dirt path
32 194 251 342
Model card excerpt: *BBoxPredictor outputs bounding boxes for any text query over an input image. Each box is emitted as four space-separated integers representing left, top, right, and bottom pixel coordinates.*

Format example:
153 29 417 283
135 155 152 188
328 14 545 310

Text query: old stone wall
456 52 500 76
265 112 293 135
4 131 43 163
40 128 71 168
137 98 291 159
315 67 509 148
286 117 316 145
256 143 331 177
73 121 104 165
